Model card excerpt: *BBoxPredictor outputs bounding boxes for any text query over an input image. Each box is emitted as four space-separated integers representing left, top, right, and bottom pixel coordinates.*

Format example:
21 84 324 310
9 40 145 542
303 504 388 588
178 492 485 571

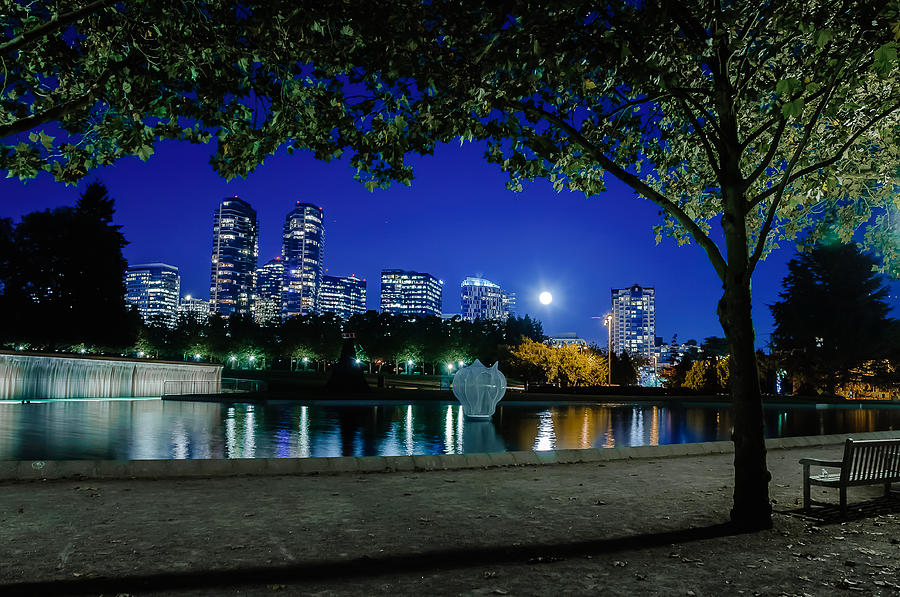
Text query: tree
5 0 900 528
770 244 899 393
0 181 137 349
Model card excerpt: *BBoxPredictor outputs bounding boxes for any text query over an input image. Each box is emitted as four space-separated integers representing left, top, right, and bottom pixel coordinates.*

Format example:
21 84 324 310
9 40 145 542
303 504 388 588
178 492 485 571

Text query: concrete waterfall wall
0 353 222 399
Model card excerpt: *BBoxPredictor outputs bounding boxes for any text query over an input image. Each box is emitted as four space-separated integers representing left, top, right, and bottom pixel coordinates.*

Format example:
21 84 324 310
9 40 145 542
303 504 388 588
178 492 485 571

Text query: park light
458 360 464 367
194 353 201 360
79 347 86 354
408 359 414 365
16 345 24 351
229 355 236 362
248 355 256 362
137 351 145 358
302 357 309 363
447 363 453 371
355 358 361 364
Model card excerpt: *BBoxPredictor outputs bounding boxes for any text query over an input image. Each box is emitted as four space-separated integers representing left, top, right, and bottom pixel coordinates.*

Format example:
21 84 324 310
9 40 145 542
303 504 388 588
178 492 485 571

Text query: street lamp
603 314 613 385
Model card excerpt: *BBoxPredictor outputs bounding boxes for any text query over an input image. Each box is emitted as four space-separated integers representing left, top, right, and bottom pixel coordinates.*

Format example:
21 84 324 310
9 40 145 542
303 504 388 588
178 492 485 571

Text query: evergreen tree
770 244 898 394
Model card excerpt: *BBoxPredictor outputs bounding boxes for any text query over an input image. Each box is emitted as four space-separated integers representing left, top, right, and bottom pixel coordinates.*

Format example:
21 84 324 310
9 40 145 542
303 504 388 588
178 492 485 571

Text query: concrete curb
2 431 896 482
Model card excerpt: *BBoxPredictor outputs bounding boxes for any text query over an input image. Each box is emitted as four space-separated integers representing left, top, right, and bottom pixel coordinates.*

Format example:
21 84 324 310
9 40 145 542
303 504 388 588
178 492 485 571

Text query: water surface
1 399 898 460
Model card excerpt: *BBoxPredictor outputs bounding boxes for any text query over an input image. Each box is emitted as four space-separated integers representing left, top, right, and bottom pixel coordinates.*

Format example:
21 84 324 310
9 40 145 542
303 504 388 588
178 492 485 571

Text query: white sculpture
451 359 507 419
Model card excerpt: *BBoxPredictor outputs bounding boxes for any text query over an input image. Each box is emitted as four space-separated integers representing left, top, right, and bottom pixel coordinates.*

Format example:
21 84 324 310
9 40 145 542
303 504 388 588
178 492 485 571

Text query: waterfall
0 353 222 399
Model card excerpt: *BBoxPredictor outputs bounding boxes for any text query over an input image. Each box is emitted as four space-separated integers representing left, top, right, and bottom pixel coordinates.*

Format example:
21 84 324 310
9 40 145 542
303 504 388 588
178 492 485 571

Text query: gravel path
3 444 900 596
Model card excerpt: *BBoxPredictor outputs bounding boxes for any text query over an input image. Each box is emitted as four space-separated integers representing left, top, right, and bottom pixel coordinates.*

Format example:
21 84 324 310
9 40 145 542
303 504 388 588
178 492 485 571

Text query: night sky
0 140 895 347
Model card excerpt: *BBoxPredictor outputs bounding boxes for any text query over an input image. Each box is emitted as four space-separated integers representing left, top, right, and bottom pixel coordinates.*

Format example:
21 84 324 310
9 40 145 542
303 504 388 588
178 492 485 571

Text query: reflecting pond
1 399 899 460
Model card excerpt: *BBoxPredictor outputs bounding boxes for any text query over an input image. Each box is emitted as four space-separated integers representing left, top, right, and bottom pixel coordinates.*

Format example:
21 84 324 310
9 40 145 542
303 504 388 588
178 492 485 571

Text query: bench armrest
799 458 843 467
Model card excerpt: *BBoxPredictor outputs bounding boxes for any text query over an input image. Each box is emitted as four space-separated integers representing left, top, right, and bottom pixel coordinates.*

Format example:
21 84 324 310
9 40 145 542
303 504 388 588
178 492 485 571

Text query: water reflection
1 400 899 460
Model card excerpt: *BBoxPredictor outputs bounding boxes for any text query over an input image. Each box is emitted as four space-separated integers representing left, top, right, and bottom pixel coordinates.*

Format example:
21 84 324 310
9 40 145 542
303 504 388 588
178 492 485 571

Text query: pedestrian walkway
3 435 900 596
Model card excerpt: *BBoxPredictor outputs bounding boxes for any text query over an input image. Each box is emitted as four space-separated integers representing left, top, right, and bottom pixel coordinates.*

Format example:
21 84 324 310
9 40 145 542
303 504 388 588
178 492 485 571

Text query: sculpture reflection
462 420 506 453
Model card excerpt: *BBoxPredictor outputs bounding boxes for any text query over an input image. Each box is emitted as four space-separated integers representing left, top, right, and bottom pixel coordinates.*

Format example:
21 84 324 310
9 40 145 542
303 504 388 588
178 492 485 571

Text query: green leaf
38 132 54 150
815 29 833 48
137 145 154 161
775 78 801 96
781 98 805 118
873 43 898 75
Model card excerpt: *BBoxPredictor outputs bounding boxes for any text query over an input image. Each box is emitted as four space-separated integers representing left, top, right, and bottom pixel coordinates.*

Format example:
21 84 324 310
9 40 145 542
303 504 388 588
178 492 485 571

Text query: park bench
800 438 900 512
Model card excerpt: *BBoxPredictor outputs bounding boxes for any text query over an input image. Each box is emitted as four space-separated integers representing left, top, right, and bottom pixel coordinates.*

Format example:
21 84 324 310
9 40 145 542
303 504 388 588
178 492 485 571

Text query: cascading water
0 353 222 399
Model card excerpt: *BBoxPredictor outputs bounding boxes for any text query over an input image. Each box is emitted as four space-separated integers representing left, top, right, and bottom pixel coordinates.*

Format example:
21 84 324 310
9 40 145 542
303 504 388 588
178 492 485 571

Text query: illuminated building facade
253 257 285 324
611 284 656 359
380 269 443 317
282 202 324 319
125 263 180 327
319 274 367 320
460 276 505 321
209 197 258 317
177 295 210 322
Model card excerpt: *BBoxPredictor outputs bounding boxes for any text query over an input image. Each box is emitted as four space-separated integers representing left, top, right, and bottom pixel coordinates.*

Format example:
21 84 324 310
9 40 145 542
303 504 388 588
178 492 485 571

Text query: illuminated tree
5 0 900 527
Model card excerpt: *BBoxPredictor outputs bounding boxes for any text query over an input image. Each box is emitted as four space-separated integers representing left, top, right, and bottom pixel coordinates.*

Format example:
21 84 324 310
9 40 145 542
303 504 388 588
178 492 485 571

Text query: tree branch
507 99 727 282
743 116 786 187
673 93 722 177
747 69 847 273
0 64 121 138
0 0 121 56
748 99 900 209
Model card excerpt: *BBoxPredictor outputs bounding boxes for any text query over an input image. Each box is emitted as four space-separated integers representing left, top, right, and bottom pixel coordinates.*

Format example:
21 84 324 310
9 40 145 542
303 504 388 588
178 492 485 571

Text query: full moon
539 291 553 305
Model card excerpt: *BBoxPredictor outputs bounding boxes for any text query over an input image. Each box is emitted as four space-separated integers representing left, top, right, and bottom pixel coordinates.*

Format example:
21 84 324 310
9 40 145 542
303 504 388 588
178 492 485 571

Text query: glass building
501 290 517 318
320 274 367 321
282 202 324 319
253 257 285 324
178 295 210 322
611 284 656 359
460 276 505 321
380 269 443 317
210 197 258 318
125 263 180 327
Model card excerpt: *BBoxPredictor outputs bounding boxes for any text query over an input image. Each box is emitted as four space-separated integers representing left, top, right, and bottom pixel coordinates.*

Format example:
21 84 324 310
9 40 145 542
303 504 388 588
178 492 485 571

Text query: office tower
210 197 258 317
178 295 210 322
282 202 324 319
610 284 656 359
380 269 443 317
125 263 180 327
319 274 367 320
501 290 517 319
460 276 505 321
253 257 285 324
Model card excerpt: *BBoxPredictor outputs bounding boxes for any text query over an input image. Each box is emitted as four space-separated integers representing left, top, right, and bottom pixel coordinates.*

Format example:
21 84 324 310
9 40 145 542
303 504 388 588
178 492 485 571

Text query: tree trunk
718 281 772 529
718 175 772 529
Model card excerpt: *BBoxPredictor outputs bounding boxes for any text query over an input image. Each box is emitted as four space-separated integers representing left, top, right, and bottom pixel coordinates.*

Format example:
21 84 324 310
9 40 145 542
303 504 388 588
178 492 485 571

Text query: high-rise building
253 257 285 324
380 269 443 317
125 263 180 327
320 274 367 320
611 284 656 359
460 276 505 321
210 197 258 317
178 295 210 322
501 290 517 319
282 202 324 319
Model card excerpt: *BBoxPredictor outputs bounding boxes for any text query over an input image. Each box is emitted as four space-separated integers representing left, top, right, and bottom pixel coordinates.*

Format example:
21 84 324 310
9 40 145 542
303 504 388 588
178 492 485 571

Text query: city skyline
1 139 897 346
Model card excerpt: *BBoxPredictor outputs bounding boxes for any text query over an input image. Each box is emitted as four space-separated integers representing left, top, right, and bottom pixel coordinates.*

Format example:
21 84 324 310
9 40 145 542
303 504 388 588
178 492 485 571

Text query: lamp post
604 314 613 386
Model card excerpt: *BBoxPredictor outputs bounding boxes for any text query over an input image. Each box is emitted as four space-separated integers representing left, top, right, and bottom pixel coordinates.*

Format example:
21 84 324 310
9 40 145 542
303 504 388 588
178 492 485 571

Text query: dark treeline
131 311 545 374
0 182 139 350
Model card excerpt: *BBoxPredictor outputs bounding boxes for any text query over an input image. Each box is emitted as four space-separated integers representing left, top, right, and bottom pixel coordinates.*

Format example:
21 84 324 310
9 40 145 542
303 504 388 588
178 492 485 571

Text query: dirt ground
3 444 900 596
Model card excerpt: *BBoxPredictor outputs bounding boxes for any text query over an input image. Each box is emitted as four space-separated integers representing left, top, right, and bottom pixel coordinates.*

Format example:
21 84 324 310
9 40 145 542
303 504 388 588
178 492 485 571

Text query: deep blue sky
1 140 895 347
